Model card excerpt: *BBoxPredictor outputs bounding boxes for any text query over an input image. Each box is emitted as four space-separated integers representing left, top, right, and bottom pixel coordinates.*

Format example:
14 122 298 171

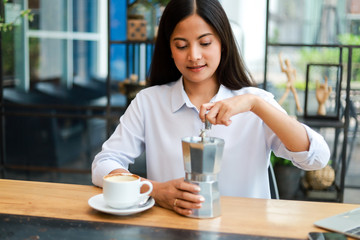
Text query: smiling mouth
187 65 206 70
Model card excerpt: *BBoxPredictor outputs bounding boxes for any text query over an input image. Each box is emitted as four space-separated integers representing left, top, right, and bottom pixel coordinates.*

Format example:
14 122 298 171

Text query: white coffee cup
103 173 153 209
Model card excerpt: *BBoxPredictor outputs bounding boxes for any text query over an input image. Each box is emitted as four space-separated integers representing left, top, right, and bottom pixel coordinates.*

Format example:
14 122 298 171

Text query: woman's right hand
150 178 205 216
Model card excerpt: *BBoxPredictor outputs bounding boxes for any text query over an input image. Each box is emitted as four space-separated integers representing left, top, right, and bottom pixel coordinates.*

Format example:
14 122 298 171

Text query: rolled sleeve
275 124 330 170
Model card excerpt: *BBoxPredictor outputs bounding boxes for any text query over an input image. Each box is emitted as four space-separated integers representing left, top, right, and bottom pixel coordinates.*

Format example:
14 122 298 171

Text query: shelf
264 0 355 203
297 117 344 129
109 40 156 44
305 189 339 201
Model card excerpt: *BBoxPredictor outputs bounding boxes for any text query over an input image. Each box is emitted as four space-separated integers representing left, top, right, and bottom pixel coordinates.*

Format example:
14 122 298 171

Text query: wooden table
0 179 359 239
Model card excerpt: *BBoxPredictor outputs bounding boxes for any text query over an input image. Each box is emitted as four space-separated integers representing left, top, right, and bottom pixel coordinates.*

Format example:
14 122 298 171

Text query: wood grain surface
0 179 358 239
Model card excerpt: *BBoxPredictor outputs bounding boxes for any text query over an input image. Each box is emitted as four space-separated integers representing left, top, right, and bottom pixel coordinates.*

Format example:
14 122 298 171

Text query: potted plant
271 152 302 199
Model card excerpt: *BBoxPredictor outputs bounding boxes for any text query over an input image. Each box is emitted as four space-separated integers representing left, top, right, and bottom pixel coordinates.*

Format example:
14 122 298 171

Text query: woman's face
170 14 222 86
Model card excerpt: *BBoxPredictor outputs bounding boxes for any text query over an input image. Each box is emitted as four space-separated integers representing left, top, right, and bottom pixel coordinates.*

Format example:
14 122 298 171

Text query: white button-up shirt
92 78 330 199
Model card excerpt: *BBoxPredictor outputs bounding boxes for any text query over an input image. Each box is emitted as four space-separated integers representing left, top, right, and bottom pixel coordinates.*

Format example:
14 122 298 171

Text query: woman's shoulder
133 82 177 104
138 82 175 96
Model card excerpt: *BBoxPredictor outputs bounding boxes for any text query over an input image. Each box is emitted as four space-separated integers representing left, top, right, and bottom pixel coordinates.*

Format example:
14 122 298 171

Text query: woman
92 0 330 216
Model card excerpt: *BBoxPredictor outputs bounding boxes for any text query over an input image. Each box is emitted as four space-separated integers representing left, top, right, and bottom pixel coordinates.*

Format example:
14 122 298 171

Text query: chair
336 99 358 175
268 164 280 199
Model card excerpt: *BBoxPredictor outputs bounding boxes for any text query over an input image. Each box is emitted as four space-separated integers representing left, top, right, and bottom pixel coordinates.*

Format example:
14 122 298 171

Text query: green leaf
28 14 34 22
270 152 293 166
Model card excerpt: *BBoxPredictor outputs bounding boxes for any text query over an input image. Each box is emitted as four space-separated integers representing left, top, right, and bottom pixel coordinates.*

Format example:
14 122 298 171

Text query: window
13 0 107 91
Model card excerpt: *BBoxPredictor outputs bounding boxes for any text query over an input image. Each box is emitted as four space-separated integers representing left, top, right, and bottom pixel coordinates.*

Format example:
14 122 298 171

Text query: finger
199 103 215 122
215 103 236 126
174 206 193 216
218 117 232 126
223 119 232 126
216 109 232 125
175 180 201 193
206 104 220 125
177 190 205 204
173 196 203 208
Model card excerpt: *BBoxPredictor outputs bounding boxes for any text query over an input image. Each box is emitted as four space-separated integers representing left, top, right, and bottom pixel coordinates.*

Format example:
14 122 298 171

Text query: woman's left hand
199 94 256 126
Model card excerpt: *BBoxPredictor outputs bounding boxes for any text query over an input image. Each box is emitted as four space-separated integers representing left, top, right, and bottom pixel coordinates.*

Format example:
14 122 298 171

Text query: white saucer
88 194 155 216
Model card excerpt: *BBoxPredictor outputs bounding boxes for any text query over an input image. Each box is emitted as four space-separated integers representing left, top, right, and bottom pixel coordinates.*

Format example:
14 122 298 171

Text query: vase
274 165 302 200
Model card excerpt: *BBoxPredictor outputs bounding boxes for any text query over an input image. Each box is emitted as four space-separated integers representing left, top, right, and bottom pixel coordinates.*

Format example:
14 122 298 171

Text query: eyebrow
172 33 213 41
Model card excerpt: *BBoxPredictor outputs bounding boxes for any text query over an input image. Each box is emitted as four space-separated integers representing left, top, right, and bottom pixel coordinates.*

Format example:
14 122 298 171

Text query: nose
187 45 202 61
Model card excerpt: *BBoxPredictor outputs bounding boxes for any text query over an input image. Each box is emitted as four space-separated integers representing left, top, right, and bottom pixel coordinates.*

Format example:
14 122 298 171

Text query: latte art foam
105 175 138 182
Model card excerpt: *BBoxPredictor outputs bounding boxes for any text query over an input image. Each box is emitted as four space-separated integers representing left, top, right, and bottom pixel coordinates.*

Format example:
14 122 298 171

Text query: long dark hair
148 0 255 89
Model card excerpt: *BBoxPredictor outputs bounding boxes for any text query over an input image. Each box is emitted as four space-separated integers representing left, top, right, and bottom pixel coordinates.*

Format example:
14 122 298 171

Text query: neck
184 79 219 110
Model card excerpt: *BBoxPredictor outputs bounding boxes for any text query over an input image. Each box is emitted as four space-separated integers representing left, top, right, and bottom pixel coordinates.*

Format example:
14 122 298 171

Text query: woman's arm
250 95 309 152
200 94 309 152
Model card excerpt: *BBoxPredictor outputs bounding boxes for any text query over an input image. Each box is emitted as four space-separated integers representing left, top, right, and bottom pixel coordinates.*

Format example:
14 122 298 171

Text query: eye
176 45 187 50
201 42 211 47
173 41 187 50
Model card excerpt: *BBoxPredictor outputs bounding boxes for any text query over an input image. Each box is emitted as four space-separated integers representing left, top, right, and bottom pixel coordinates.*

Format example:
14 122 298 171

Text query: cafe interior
1 0 360 239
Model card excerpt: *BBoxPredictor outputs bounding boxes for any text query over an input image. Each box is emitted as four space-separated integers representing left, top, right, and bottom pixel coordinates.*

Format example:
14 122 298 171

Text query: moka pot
181 136 224 218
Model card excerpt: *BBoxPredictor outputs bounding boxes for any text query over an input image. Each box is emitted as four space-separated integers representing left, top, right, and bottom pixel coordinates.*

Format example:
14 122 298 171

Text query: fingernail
199 196 205 202
194 186 201 192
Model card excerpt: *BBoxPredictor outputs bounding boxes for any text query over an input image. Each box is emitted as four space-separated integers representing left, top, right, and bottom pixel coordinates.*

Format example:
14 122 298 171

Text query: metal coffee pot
181 121 224 218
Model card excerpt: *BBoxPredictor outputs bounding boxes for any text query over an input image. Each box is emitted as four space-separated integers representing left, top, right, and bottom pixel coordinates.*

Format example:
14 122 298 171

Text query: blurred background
0 0 359 203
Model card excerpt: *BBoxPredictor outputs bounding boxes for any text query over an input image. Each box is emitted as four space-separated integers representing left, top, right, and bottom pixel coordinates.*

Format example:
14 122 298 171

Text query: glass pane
268 0 348 45
73 0 98 33
28 0 99 32
28 0 67 31
2 30 15 81
73 40 98 81
29 38 65 83
305 64 342 118
3 0 109 185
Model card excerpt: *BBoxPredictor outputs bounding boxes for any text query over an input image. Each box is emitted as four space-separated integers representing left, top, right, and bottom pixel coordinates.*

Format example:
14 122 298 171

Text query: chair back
268 164 280 199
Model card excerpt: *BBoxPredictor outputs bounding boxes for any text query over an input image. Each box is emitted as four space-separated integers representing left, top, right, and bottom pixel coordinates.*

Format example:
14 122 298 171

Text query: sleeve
272 124 330 170
91 95 146 187
258 88 330 170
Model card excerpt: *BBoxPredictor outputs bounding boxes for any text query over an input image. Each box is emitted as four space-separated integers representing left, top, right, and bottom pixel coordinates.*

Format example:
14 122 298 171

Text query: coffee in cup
103 173 153 209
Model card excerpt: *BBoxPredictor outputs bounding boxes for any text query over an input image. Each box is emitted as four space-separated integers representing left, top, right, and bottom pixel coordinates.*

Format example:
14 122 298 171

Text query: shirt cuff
279 124 330 170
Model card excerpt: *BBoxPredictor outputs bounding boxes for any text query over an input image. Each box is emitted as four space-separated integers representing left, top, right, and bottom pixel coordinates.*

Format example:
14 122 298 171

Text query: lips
187 64 206 72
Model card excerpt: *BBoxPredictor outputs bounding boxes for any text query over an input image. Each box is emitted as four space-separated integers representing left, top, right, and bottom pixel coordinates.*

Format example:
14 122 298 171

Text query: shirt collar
170 77 187 113
211 84 232 102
